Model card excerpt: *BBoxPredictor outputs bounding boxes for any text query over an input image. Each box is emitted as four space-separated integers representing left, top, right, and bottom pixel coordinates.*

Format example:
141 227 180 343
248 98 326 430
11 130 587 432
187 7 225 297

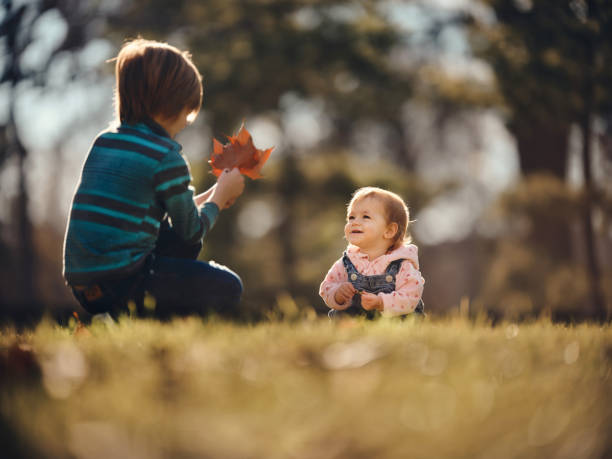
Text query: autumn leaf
209 123 274 180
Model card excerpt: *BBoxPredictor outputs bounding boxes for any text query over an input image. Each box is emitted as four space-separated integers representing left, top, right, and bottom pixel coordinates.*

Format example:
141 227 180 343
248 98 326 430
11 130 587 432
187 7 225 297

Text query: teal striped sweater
63 120 218 285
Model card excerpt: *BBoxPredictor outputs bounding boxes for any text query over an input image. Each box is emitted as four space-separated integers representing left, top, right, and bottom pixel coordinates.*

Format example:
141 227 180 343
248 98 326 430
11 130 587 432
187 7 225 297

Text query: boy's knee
233 273 243 296
224 270 243 300
206 270 242 318
209 261 242 295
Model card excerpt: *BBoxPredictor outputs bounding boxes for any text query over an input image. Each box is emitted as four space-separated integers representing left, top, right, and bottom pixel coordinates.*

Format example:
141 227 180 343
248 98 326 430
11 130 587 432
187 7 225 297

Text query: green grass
1 316 611 458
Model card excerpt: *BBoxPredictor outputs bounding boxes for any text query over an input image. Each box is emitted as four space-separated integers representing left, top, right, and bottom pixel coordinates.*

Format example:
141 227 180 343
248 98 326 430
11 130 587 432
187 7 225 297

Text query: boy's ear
384 222 398 240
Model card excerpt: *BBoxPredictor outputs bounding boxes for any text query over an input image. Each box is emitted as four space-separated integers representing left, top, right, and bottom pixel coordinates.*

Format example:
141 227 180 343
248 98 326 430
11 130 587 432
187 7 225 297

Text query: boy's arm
194 184 216 207
154 153 217 244
378 261 424 316
319 259 353 310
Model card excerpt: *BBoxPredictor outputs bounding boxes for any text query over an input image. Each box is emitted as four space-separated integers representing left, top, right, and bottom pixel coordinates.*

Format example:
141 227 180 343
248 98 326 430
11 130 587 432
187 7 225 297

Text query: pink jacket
319 244 425 316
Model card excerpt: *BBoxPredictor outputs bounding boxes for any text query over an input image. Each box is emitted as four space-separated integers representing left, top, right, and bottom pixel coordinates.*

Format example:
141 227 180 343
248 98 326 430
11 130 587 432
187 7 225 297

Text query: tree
106 0 413 158
470 0 612 320
0 0 103 312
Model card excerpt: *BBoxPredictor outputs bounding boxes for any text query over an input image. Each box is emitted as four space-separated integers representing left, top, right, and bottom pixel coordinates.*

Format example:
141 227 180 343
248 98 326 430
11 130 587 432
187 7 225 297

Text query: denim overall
328 252 425 319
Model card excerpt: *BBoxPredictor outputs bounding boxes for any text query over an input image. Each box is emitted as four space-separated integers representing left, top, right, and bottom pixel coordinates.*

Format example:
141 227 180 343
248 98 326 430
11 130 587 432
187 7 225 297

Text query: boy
63 38 245 319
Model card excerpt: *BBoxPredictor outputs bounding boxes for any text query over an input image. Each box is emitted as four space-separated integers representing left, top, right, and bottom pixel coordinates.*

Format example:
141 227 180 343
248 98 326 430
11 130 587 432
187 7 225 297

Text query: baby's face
344 197 390 250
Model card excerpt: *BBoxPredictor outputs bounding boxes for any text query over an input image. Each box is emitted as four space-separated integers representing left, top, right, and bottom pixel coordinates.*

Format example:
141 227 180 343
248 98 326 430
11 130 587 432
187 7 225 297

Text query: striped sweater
63 120 218 285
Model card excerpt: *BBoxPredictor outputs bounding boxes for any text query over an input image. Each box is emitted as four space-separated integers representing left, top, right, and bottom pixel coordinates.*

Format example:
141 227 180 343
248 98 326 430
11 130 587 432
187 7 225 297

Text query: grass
1 315 611 458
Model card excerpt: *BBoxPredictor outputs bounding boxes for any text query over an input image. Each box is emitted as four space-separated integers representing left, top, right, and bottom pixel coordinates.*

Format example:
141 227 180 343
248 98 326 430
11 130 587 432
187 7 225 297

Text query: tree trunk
390 119 415 171
511 118 573 257
276 151 301 294
512 119 570 180
580 29 607 322
9 91 37 308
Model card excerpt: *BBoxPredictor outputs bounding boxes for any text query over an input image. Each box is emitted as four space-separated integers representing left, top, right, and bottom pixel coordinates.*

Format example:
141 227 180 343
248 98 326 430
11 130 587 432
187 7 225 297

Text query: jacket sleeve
319 258 351 310
379 260 425 316
153 150 218 244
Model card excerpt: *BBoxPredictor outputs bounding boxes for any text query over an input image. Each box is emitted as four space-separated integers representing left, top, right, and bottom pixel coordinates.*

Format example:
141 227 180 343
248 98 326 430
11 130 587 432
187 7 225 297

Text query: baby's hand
334 282 356 308
361 292 383 311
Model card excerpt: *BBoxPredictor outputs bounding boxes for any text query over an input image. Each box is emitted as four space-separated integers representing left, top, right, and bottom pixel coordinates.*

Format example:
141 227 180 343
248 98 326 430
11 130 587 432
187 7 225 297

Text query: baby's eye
363 215 370 219
348 216 355 220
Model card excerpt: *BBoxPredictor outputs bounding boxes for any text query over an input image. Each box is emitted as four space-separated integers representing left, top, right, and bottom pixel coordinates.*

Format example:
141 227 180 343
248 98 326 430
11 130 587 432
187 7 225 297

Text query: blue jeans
71 220 243 319
139 253 243 319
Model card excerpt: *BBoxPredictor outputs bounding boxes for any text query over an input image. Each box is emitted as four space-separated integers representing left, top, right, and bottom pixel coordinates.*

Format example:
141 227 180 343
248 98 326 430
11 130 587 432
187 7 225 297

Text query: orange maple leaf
209 124 274 180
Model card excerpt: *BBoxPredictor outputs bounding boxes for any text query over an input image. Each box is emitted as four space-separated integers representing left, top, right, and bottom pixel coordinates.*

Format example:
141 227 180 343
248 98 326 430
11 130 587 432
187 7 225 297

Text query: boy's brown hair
114 38 202 124
348 187 411 250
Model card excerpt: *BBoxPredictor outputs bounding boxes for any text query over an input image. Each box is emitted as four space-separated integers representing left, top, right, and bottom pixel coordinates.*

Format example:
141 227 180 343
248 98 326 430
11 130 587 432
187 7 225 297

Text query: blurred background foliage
0 0 611 324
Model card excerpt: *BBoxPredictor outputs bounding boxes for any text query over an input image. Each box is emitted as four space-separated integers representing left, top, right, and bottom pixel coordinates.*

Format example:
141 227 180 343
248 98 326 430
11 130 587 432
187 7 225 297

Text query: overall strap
385 258 405 276
342 252 360 277
342 252 363 309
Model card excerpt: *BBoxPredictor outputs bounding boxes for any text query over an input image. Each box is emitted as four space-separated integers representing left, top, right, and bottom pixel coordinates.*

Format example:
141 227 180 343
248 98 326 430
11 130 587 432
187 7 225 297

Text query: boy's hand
361 292 383 311
223 197 237 209
211 168 245 209
334 282 356 308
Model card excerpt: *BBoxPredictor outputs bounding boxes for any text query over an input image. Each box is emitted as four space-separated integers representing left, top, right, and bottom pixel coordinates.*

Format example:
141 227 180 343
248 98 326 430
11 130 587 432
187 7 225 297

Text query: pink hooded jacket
319 244 425 316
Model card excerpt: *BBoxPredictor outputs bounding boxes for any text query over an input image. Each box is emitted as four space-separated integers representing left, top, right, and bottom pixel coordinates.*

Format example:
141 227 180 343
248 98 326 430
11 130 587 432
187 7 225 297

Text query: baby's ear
384 222 398 240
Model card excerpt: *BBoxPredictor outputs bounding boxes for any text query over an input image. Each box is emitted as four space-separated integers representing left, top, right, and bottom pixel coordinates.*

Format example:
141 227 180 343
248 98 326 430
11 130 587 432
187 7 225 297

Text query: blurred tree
2 0 34 307
0 0 103 313
106 0 415 164
469 0 612 320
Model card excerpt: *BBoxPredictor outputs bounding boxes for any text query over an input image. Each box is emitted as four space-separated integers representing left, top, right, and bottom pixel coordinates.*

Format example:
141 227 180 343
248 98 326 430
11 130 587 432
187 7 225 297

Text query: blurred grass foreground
1 316 611 459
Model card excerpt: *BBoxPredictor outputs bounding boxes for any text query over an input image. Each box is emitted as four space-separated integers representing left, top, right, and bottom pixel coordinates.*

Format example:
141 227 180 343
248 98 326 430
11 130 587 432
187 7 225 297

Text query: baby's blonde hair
348 187 411 250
